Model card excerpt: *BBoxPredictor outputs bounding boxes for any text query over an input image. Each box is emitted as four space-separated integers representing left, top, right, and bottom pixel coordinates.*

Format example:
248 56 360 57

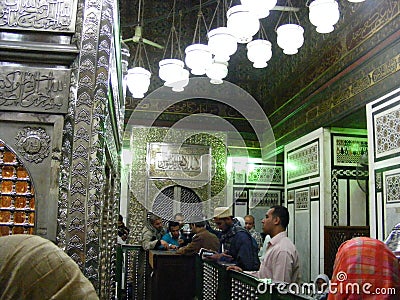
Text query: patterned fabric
249 227 263 249
328 237 400 300
0 234 98 300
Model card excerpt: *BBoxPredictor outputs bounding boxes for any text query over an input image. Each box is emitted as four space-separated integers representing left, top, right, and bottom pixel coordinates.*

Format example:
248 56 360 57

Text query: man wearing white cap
212 206 260 271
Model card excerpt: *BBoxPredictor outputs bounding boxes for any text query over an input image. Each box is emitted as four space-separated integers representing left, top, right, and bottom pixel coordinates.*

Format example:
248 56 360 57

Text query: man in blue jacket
211 206 260 271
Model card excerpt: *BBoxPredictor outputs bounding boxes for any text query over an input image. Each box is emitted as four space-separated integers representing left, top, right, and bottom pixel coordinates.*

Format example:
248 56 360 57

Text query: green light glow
286 162 297 171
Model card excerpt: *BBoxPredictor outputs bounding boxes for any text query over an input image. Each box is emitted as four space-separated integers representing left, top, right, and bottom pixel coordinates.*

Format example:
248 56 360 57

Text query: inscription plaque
0 66 70 113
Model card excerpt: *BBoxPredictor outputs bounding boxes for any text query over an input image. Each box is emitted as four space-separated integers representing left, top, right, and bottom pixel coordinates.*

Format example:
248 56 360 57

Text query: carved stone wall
0 0 124 297
127 127 227 245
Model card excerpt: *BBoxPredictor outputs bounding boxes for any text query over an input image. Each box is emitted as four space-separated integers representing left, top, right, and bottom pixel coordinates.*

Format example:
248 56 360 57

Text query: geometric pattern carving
385 171 400 203
295 188 309 210
287 140 319 183
331 168 366 226
0 140 35 236
374 103 400 159
249 189 281 207
246 164 283 185
376 171 383 192
333 135 368 166
15 127 51 163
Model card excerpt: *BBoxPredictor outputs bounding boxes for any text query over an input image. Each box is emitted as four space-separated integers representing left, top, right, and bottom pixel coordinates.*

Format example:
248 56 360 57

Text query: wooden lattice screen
324 226 370 278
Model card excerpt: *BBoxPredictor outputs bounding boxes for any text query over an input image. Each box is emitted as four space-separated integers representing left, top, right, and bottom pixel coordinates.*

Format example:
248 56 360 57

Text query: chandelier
123 0 369 94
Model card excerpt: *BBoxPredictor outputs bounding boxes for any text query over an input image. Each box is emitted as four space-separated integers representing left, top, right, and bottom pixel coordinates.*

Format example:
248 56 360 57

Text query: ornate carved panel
295 188 310 211
384 169 400 204
333 136 368 167
0 66 71 113
0 0 78 32
287 140 319 183
374 103 400 159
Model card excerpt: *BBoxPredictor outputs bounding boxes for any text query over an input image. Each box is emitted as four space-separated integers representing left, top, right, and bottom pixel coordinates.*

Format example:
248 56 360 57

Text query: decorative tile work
384 170 400 203
374 103 400 159
376 171 383 192
331 168 368 226
333 136 368 166
249 189 280 208
295 188 310 210
246 164 283 185
287 141 319 183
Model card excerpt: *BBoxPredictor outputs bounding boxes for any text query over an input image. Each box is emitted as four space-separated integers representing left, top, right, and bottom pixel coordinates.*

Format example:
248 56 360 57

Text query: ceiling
119 0 370 145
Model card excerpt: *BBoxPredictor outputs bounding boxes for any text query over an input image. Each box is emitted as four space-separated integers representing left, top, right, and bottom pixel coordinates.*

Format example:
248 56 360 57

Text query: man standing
228 205 300 283
176 220 220 255
244 214 263 249
141 213 169 250
212 207 260 271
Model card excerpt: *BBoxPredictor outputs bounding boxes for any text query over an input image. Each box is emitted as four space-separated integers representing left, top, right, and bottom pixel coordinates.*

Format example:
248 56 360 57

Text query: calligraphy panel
0 0 78 32
147 143 211 181
0 65 70 113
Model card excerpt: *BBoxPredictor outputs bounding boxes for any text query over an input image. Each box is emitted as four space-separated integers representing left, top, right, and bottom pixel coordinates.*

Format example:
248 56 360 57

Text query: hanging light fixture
205 60 228 84
126 67 151 98
124 0 152 99
275 0 304 55
184 0 212 75
276 24 304 55
247 40 272 68
246 23 272 68
227 4 260 43
126 40 152 98
309 0 340 34
159 1 189 92
240 0 277 19
207 0 237 62
207 27 237 62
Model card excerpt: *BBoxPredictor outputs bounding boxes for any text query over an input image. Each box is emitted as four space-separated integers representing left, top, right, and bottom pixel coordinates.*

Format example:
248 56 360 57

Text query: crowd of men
140 205 300 283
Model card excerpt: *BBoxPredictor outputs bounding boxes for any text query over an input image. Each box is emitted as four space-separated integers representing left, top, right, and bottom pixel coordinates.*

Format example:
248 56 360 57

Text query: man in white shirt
228 205 300 284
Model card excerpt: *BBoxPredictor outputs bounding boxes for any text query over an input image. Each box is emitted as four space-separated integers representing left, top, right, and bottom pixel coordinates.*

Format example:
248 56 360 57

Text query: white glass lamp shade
206 61 228 85
309 0 340 34
227 5 260 44
158 58 185 83
207 27 237 62
165 68 189 92
247 39 272 68
241 0 277 19
276 24 304 55
185 43 212 75
126 67 151 99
